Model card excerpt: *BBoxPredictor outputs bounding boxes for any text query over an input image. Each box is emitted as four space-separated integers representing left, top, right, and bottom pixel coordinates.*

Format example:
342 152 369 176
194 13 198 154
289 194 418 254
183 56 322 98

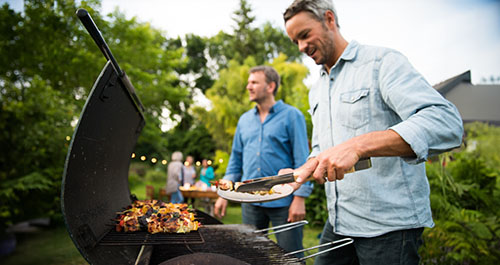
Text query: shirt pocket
338 88 370 129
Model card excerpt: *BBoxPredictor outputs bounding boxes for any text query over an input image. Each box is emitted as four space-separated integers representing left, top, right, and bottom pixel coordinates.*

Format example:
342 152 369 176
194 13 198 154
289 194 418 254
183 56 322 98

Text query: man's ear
267 81 276 95
324 10 336 29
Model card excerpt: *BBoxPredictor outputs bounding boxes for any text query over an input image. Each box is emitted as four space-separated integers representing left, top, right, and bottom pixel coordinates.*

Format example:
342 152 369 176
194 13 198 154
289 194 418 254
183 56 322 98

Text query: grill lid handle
76 8 124 77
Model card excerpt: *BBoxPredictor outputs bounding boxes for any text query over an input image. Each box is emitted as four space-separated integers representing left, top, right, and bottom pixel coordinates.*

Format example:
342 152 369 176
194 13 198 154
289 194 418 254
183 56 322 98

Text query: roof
433 70 500 126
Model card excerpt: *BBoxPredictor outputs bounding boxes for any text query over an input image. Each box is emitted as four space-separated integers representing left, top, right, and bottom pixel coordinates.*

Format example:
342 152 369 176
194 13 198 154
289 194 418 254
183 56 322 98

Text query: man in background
214 65 313 258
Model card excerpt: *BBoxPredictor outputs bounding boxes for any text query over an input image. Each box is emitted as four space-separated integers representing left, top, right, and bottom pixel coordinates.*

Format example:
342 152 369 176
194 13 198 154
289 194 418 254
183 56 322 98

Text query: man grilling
214 65 313 258
282 0 464 264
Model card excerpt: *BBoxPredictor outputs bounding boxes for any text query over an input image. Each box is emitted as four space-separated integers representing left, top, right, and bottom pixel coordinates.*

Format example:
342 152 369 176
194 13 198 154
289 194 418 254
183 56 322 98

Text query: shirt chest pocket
337 89 371 129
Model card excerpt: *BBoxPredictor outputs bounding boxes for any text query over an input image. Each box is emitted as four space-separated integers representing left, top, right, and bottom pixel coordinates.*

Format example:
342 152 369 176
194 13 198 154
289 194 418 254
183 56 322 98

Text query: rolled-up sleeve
380 51 464 163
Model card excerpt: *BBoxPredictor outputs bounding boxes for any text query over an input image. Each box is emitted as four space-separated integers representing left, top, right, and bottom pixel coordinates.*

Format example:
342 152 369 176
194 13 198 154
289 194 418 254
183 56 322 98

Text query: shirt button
257 152 260 156
257 168 261 171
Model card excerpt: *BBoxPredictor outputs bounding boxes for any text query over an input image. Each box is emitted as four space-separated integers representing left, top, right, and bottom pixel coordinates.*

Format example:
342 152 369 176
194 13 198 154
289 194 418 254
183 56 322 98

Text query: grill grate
99 228 204 246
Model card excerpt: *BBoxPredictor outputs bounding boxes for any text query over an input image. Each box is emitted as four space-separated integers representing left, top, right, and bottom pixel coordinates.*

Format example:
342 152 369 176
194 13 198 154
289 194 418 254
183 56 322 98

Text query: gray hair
171 151 183 162
283 0 340 28
249 65 280 96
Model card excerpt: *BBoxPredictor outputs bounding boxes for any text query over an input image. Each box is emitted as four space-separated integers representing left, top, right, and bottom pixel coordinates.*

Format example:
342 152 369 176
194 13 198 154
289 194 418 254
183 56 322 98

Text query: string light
66 136 71 141
130 153 219 167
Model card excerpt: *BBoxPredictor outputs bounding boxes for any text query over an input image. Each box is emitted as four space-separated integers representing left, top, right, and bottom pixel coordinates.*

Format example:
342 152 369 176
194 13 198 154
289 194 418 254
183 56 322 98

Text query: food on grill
215 180 276 195
115 200 200 234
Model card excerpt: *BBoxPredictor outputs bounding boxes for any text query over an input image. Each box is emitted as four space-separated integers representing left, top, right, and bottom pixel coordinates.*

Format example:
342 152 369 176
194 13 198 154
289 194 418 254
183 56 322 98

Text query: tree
0 0 188 231
206 0 302 73
0 0 105 232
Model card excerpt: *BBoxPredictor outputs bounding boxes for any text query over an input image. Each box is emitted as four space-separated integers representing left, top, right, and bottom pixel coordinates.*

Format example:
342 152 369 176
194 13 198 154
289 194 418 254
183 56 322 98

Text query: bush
129 162 149 177
128 173 143 190
145 169 166 183
420 123 500 265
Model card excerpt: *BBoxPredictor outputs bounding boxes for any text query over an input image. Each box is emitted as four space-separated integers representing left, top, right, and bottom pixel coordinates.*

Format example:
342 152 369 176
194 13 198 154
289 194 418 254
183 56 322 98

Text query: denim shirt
309 41 463 237
224 100 313 208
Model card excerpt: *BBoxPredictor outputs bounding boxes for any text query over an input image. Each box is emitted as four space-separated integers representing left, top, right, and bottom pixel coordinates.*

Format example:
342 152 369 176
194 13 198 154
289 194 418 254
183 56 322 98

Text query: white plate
217 184 293 203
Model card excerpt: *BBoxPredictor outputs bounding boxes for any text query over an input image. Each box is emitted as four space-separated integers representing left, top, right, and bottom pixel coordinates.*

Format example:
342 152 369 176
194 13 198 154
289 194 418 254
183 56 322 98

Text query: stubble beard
316 28 336 68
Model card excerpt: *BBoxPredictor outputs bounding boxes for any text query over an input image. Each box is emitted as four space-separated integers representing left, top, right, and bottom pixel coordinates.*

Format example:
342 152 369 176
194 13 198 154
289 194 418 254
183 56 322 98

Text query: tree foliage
0 0 188 231
206 0 301 71
0 0 104 232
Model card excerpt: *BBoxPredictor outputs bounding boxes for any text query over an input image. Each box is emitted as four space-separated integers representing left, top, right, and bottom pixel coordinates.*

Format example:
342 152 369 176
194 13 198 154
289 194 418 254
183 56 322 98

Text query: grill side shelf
99 228 205 246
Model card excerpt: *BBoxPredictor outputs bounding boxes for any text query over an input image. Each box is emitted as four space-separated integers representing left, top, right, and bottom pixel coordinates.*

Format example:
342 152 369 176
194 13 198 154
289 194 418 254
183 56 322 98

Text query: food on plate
115 200 200 234
217 179 234 191
214 179 277 195
234 182 243 191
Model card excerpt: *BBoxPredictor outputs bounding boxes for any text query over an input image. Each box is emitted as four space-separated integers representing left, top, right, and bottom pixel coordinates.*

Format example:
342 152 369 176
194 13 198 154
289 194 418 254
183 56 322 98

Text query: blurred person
214 65 313 258
282 1 464 264
166 151 184 203
200 159 215 187
182 155 196 186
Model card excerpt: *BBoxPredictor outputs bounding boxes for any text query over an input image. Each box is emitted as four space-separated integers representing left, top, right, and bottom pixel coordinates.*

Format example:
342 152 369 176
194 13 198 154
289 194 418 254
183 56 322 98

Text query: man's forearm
350 129 416 158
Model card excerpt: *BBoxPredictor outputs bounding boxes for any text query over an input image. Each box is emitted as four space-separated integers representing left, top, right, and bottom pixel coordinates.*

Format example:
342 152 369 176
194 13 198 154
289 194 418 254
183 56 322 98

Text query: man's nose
298 40 307 53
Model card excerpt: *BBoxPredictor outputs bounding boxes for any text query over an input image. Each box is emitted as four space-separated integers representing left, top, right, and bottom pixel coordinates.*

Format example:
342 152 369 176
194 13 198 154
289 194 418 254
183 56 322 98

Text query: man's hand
288 196 306 222
214 197 228 219
294 157 320 184
277 168 302 190
313 140 361 182
294 140 360 184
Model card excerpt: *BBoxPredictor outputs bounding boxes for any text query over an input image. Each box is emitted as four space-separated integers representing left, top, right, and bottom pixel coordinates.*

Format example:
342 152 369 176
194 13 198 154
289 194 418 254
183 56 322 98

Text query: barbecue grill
61 9 306 265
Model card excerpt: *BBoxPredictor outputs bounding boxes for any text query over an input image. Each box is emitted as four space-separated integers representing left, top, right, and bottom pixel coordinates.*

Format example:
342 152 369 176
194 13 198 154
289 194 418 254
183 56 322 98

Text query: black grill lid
61 61 145 264
61 9 146 264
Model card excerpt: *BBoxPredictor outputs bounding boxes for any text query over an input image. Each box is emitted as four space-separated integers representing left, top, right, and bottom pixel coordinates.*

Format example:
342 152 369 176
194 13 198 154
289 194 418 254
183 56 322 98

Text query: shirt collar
252 99 284 115
320 40 359 76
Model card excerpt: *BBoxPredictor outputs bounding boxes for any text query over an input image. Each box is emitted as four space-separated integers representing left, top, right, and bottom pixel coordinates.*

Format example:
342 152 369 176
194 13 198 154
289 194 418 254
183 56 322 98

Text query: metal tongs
236 158 372 193
254 220 354 262
254 220 310 236
285 238 354 262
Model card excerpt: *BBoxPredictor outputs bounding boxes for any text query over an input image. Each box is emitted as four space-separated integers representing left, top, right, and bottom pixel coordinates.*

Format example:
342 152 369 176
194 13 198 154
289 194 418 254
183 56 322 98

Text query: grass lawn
3 205 323 265
3 226 87 265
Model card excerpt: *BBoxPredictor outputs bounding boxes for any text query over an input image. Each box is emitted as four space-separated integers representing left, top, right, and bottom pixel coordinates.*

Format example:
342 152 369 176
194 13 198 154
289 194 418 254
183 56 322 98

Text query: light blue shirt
309 41 463 237
224 100 313 208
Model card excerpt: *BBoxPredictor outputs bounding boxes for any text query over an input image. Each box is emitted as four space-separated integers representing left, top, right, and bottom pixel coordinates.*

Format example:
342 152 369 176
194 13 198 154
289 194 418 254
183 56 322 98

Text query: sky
95 0 500 86
2 0 500 86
